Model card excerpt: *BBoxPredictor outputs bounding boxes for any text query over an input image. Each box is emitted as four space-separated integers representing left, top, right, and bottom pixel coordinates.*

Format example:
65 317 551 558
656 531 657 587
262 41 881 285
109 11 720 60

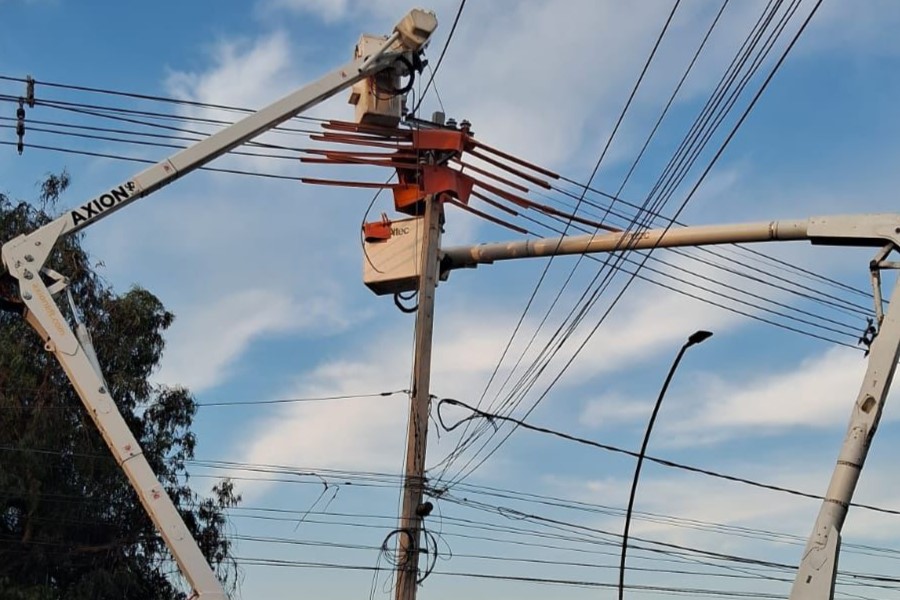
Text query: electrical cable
0 81 872 332
438 0 825 488
194 389 408 407
434 0 684 484
410 0 467 116
0 73 329 123
431 398 900 516
0 116 868 344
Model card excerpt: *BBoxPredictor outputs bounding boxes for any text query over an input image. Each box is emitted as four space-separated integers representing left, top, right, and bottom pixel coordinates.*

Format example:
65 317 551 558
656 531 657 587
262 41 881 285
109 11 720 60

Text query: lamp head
687 330 713 347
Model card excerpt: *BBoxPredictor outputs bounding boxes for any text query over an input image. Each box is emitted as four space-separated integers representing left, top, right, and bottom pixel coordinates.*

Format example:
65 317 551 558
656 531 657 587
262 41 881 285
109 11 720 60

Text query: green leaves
0 174 238 599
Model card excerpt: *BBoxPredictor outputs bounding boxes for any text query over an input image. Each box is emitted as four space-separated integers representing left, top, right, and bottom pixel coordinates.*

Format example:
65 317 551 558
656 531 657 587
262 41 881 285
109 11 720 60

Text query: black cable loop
393 290 419 313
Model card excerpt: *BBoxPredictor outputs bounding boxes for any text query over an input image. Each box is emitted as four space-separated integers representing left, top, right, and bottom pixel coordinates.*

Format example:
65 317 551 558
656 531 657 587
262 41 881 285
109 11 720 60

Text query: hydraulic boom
0 9 437 599
439 213 900 600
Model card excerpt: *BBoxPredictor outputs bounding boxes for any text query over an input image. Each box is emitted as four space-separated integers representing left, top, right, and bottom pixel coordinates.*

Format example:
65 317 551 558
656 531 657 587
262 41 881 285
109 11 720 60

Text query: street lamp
618 330 713 600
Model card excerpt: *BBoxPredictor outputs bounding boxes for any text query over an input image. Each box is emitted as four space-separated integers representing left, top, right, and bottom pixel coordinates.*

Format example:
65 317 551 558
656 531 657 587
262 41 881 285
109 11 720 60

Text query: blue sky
3 1 900 599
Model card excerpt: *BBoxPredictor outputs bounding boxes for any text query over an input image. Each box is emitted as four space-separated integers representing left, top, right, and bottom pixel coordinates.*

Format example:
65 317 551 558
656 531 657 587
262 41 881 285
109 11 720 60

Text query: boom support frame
440 213 900 600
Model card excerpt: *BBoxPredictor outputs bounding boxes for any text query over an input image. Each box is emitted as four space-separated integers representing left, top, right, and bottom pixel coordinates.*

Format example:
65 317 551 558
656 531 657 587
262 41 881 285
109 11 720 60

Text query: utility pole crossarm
440 214 900 270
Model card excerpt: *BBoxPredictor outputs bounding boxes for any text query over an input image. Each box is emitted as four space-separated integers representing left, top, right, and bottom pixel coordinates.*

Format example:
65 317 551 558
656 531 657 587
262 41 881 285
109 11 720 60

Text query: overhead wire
0 8 891 596
434 0 830 488
431 0 686 484
432 0 743 480
471 198 864 341
492 0 821 489
0 75 871 329
14 497 900 587
453 0 810 486
1 118 867 346
0 0 880 548
7 9 867 549
194 388 409 407
0 113 869 345
4 443 900 598
409 0 467 116
7 505 898 598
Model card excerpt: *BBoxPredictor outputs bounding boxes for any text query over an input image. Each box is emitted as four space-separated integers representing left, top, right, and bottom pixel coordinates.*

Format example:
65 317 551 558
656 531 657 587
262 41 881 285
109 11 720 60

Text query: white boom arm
0 9 437 599
440 214 900 268
442 213 900 600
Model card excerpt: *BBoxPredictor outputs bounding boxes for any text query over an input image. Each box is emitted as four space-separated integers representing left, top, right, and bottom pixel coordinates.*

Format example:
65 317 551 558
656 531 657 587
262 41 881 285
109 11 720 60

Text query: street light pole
618 330 713 600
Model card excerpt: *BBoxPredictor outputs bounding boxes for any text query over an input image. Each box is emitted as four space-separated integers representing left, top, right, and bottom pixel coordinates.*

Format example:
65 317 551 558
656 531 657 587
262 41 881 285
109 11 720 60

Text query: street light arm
439 214 900 271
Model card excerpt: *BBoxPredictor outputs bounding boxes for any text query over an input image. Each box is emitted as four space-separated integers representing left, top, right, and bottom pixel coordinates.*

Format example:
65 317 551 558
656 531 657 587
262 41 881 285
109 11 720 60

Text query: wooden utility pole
395 194 442 600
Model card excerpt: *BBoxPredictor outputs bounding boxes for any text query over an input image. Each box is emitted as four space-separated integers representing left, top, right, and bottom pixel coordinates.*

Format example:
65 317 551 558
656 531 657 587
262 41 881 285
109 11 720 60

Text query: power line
438 0 826 488
410 0 467 115
435 0 685 485
5 443 900 597
195 388 409 407
432 397 900 517
1 115 869 344
0 76 872 330
0 74 328 124
0 100 871 352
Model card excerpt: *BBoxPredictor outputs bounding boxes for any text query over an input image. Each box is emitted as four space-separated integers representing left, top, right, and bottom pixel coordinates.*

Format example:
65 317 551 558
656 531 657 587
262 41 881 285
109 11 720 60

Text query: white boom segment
441 215 900 269
439 213 900 600
0 9 437 599
790 280 900 599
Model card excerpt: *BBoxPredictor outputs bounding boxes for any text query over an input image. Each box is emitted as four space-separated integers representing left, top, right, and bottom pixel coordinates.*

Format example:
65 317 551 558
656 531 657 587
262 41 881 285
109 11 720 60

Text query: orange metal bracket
363 213 393 242
301 119 604 238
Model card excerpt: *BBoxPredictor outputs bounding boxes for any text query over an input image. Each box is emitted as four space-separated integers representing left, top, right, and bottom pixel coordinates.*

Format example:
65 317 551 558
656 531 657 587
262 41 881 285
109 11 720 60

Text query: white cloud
653 343 900 450
576 471 809 539
580 394 653 428
687 346 869 431
256 0 443 23
232 362 403 498
260 0 352 22
554 451 900 566
473 248 753 400
155 288 346 391
226 251 798 501
89 30 381 393
801 0 900 58
226 308 512 499
162 31 313 176
576 335 888 447
166 32 295 111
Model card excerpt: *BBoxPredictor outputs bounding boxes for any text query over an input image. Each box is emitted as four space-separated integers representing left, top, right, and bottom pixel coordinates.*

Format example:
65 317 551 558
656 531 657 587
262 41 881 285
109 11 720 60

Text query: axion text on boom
70 181 137 226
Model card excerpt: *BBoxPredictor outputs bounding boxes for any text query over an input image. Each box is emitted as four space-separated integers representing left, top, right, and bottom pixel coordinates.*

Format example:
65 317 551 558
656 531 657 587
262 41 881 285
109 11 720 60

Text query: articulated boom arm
0 9 437 599
442 213 900 600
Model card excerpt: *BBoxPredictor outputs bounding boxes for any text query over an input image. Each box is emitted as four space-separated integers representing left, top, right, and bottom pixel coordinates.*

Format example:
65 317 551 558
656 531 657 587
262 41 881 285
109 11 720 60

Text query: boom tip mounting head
394 8 438 51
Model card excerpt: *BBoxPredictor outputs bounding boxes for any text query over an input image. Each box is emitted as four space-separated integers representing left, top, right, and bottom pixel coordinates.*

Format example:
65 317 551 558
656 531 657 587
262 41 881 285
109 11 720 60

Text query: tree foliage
0 173 240 599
